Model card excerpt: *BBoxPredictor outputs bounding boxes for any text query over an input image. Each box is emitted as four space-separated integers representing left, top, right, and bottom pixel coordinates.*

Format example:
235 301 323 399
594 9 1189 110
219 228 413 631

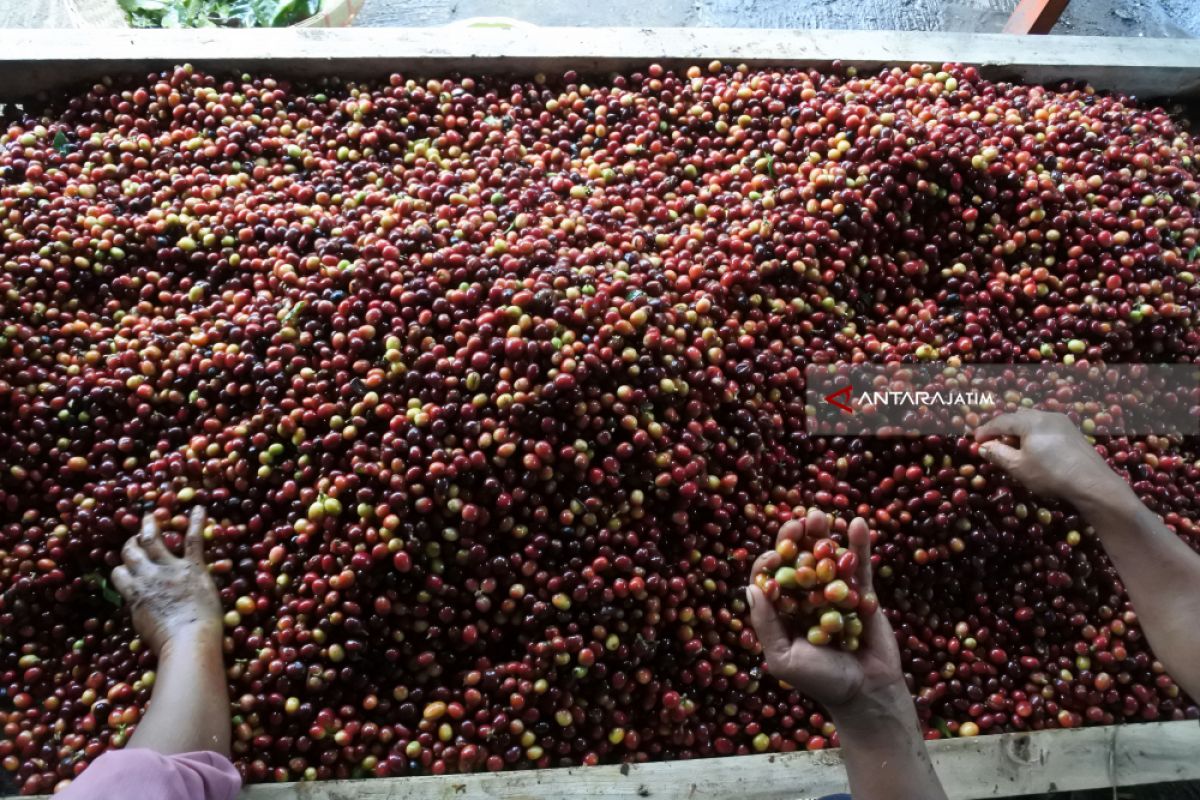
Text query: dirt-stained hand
111 507 222 655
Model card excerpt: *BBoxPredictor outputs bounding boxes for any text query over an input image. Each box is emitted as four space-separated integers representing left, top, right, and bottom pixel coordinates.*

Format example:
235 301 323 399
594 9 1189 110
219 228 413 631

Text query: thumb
979 441 1022 473
746 585 791 664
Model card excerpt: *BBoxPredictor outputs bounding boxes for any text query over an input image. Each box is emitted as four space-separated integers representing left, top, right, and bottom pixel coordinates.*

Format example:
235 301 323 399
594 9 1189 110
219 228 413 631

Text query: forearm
830 682 948 800
129 629 230 756
1074 479 1200 699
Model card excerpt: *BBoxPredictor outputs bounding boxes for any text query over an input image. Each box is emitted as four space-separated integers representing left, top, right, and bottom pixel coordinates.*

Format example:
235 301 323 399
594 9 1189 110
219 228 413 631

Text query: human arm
56 508 238 799
975 409 1200 700
747 509 948 800
111 508 231 756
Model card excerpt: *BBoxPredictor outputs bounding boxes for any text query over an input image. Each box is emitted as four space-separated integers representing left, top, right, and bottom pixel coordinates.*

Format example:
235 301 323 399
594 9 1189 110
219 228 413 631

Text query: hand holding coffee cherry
976 410 1200 706
754 518 867 651
974 409 1124 504
747 509 904 712
111 507 222 657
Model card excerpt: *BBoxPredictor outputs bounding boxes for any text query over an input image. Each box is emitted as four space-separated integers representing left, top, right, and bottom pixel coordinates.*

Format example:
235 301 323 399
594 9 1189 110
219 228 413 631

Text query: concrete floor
355 0 1200 37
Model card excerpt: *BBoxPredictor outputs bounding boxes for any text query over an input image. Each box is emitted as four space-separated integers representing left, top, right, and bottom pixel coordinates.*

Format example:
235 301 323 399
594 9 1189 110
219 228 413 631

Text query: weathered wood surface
1002 0 1072 35
11 718 1198 799
228 720 1200 800
0 27 1199 100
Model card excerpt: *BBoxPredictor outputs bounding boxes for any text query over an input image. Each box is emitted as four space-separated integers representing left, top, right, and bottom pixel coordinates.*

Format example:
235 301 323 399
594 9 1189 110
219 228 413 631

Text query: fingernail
744 586 756 610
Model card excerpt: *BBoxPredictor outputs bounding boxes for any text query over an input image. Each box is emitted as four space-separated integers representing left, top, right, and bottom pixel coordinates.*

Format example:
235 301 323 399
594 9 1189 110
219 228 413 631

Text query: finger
862 600 898 654
974 412 1030 442
847 517 873 596
121 536 151 574
746 585 792 663
184 507 209 565
138 514 171 563
751 549 782 581
804 507 829 541
776 518 806 545
979 441 1022 473
110 565 135 601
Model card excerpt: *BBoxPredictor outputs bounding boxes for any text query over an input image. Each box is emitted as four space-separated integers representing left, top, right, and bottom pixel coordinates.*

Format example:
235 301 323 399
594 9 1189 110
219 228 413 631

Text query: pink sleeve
58 749 241 800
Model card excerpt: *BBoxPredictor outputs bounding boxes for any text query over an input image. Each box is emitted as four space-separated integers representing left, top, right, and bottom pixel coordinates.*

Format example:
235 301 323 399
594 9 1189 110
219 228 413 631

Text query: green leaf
213 0 260 26
102 584 123 606
268 0 320 26
116 0 171 26
118 0 319 31
52 131 70 156
179 0 218 25
282 300 307 324
1189 245 1200 262
117 0 168 11
932 717 953 739
83 572 123 607
160 5 184 26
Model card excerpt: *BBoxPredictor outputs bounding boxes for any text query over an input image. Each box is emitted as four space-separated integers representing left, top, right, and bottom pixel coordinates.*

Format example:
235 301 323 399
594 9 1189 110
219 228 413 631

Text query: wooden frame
1003 0 1072 35
201 721 1200 799
0 28 1199 100
14 719 1199 799
6 25 1200 799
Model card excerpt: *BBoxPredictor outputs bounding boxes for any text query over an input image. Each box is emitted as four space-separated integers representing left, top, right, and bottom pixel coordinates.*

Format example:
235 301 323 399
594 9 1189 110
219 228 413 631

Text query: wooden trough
2 24 1200 799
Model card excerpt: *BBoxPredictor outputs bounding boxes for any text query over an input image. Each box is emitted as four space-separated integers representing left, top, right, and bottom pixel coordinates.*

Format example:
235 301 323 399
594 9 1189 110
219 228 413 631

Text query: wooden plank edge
24 720 1190 800
232 719 1200 800
0 28 1199 99
1002 0 1073 35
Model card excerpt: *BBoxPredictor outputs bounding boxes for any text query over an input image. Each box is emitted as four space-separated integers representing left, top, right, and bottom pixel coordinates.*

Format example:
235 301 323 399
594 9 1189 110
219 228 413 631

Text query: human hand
974 409 1125 506
111 508 222 656
746 509 905 718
